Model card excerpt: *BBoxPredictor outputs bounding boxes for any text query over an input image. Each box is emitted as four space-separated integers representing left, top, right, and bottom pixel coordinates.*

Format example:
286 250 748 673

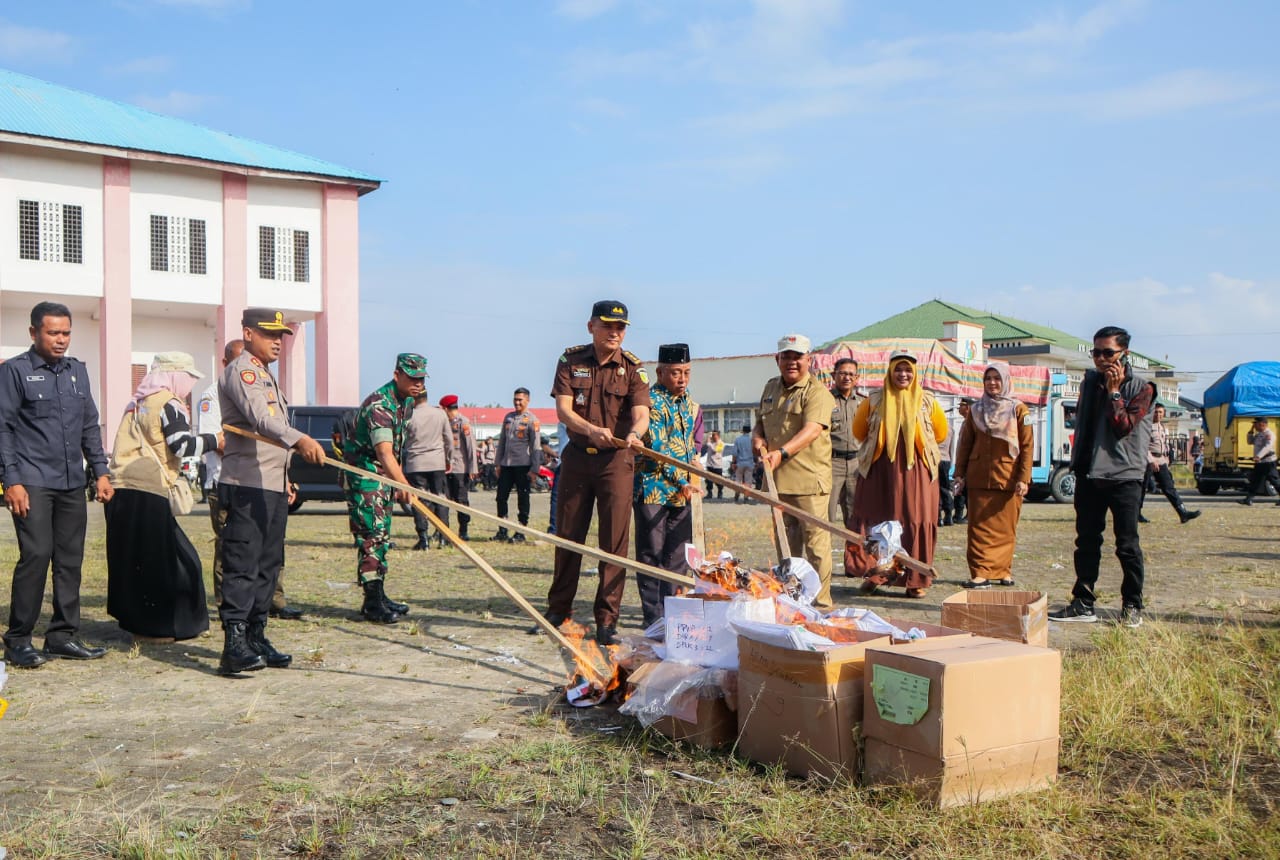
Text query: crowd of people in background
0 296 1244 671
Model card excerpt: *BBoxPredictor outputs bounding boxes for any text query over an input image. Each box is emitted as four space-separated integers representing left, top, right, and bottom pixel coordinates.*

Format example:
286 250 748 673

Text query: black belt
833 450 858 460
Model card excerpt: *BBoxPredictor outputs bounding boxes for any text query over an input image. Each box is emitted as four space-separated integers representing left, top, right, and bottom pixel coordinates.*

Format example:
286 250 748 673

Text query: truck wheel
1050 468 1076 504
1196 481 1219 496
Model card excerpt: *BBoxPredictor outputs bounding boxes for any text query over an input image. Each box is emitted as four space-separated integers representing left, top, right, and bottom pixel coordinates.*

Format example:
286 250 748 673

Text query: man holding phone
1050 326 1156 629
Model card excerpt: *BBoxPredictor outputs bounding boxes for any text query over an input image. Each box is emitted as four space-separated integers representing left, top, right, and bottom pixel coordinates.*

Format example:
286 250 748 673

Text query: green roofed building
825 299 1176 373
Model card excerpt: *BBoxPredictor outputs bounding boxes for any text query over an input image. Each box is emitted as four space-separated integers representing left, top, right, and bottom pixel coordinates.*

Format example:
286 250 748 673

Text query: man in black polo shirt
0 301 115 668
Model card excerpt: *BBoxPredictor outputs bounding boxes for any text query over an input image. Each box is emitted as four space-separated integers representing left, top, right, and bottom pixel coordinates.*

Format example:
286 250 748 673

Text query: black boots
383 585 410 616
493 527 509 542
247 622 292 668
1178 507 1202 524
361 580 401 624
218 621 267 675
412 536 429 551
458 522 469 541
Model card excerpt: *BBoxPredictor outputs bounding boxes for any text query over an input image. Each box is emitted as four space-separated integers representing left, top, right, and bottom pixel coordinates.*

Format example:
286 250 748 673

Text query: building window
18 200 82 264
258 225 310 283
150 214 207 274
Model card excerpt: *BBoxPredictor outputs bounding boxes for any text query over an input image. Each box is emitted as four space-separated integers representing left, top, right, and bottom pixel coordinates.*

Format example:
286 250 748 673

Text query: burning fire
694 556 801 600
560 620 622 707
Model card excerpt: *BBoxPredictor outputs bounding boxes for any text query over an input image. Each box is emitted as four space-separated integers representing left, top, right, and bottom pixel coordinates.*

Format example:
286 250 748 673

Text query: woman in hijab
954 361 1034 588
106 352 221 640
844 350 949 597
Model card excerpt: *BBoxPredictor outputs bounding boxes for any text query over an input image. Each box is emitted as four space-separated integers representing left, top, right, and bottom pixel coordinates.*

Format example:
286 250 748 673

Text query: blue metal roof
0 68 380 184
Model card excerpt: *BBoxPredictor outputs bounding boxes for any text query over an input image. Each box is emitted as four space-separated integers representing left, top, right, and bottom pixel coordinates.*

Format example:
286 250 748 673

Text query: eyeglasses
1089 348 1123 359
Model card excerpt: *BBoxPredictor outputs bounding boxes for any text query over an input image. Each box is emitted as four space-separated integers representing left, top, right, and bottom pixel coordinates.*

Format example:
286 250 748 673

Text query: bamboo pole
619 437 936 577
407 496 607 687
221 424 695 588
759 457 791 564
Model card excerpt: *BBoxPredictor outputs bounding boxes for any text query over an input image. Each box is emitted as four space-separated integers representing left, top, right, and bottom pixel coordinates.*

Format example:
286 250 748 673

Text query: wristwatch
780 448 791 461
1109 392 1123 401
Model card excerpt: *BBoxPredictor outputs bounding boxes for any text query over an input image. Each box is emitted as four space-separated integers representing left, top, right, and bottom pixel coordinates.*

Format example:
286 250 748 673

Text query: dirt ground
1 486 1276 840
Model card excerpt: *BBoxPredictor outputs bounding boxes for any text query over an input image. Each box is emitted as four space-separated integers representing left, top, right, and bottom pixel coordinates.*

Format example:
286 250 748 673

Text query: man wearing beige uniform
753 334 837 609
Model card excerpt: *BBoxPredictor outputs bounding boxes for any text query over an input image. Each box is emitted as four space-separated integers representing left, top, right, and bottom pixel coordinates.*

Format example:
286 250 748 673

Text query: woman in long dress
843 350 948 597
954 362 1034 587
106 353 219 640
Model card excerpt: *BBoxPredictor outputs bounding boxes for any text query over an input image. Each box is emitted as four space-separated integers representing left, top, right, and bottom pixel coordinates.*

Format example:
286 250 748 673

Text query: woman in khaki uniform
954 362 1035 588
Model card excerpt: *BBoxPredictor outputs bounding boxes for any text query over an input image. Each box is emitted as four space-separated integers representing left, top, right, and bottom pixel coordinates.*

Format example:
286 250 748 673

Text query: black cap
591 300 629 324
658 343 690 364
242 308 293 334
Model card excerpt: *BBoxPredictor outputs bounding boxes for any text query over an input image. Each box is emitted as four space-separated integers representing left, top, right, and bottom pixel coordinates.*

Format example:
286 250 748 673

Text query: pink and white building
0 68 379 437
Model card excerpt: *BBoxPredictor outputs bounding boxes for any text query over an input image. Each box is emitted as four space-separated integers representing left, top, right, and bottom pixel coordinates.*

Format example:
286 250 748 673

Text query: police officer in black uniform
0 301 115 668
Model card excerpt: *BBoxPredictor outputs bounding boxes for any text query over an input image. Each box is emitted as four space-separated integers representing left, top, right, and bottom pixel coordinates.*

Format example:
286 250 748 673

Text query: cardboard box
736 632 888 781
664 594 774 669
863 636 1061 758
940 590 1049 646
880 617 972 644
651 695 738 749
863 736 1059 807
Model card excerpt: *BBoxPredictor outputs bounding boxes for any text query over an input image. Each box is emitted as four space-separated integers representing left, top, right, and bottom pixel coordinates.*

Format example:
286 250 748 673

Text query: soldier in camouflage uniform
344 353 427 623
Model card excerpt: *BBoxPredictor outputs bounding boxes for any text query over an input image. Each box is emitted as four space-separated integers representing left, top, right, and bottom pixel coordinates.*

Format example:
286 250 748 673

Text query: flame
693 557 796 600
559 620 621 701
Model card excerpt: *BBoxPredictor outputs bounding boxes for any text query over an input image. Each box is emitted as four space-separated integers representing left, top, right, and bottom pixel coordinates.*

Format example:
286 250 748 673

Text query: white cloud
556 0 620 21
131 90 215 115
1085 69 1263 119
0 20 75 64
107 55 173 76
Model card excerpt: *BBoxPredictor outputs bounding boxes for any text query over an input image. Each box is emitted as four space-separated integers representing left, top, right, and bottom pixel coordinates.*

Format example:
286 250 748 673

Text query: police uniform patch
638 368 648 384
200 400 211 412
240 370 258 385
1023 414 1034 425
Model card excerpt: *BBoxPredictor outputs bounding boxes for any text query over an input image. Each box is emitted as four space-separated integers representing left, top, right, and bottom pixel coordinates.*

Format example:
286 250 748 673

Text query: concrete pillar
99 157 133 442
316 184 360 405
277 321 307 406
218 173 249 353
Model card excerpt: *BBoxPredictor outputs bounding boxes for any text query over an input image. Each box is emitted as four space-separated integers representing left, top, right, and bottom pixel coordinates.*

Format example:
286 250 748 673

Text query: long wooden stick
759 457 791 564
222 424 695 588
618 437 935 577
408 496 607 687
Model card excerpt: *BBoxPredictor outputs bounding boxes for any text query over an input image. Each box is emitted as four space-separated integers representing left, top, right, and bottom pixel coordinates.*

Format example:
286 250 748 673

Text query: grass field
0 490 1277 858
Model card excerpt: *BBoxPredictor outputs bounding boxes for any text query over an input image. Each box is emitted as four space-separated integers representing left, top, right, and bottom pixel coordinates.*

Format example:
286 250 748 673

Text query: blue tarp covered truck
1197 361 1280 495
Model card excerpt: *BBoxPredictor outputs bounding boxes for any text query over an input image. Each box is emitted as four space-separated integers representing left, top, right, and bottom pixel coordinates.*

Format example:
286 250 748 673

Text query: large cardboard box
651 695 738 749
665 594 775 669
736 632 887 781
863 736 1059 807
862 636 1061 806
940 590 1049 646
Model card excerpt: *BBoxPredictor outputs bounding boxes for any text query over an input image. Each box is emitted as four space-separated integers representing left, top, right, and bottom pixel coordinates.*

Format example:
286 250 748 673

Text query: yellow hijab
881 357 924 467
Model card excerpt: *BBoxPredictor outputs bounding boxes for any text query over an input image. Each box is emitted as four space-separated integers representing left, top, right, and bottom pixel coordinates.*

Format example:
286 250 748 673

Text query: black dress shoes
526 612 567 635
42 638 107 660
4 642 47 668
268 605 305 620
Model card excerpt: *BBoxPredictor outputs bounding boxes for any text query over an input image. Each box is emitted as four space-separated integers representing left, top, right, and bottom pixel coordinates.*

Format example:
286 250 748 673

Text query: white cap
777 334 811 354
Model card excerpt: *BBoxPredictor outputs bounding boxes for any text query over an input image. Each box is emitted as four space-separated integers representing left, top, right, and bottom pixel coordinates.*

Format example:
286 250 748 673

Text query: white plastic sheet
619 661 733 727
868 520 904 567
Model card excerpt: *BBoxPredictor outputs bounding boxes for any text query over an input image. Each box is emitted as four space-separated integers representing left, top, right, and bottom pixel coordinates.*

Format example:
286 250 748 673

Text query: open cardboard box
735 631 887 781
861 635 1061 806
940 590 1049 646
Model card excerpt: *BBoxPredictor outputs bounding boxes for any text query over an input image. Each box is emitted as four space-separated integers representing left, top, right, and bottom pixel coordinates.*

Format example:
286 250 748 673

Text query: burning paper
559 620 622 707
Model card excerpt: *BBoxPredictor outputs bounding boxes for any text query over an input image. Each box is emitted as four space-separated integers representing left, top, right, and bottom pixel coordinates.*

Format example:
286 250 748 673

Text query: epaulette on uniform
622 350 643 365
560 344 591 362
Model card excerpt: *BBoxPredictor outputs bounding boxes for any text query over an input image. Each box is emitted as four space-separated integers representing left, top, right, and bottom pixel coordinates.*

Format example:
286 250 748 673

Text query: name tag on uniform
572 367 591 378
26 375 45 382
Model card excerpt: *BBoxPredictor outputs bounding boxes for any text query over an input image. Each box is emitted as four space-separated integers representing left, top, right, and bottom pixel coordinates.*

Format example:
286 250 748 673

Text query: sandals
962 579 992 589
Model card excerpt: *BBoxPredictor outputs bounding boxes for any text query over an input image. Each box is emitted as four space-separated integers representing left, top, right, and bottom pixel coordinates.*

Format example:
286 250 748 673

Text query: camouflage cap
396 353 429 378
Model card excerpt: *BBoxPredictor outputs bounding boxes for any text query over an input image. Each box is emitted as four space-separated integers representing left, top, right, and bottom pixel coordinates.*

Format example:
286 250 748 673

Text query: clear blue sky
8 1 1278 403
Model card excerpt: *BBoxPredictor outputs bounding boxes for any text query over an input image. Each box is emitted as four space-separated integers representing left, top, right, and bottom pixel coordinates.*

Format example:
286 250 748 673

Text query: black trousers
1072 477 1145 609
407 471 448 538
218 484 288 625
496 466 532 525
703 467 724 498
938 461 954 523
633 502 692 626
1141 463 1187 513
5 486 88 648
443 473 471 531
1245 461 1280 499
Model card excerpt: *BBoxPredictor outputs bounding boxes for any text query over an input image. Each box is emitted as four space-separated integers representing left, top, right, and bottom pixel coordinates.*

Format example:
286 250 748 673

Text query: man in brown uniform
217 308 325 675
537 300 651 645
752 334 837 609
829 357 864 529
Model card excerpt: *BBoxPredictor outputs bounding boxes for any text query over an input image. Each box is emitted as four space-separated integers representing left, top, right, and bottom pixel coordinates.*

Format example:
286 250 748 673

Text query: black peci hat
657 343 690 364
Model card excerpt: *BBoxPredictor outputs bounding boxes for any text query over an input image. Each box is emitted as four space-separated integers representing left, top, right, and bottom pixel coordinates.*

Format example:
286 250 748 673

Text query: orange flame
559 620 621 698
694 558 794 600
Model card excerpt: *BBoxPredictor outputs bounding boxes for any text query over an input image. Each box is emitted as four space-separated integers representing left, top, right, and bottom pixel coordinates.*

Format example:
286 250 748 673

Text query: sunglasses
1089 348 1123 359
